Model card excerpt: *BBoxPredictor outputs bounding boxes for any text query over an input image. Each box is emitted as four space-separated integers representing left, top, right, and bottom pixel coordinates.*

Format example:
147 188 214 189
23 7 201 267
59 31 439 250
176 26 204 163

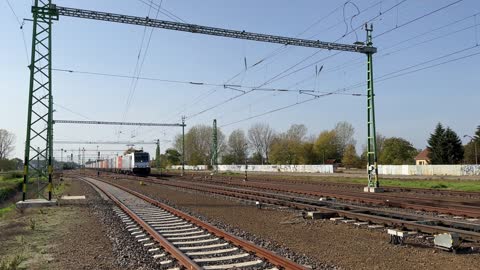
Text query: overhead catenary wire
136 0 186 23
263 0 464 87
220 45 480 128
375 0 464 38
5 0 30 63
183 0 409 121
156 0 388 124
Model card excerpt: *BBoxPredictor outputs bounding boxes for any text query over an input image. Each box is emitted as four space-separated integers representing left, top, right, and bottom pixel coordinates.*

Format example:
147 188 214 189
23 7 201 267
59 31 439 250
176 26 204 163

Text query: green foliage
342 144 360 168
174 124 226 165
165 149 181 165
0 176 23 203
29 218 36 230
250 152 263 164
301 142 318 164
427 123 464 164
314 130 340 162
0 159 18 171
463 125 479 164
379 137 418 165
0 254 25 270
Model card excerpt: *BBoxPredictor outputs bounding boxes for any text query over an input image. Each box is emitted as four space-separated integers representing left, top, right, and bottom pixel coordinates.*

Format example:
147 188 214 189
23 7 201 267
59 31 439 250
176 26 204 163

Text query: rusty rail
131 176 480 241
83 177 202 270
83 176 307 270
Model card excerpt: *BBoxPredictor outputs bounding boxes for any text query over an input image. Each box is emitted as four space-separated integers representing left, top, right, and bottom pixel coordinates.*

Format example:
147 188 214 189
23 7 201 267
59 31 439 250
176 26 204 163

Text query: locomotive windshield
134 152 149 163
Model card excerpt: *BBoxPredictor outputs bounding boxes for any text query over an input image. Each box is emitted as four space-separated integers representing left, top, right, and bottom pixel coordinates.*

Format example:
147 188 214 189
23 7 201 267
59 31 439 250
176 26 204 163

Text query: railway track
79 175 306 270
164 172 480 198
105 174 480 242
167 176 480 218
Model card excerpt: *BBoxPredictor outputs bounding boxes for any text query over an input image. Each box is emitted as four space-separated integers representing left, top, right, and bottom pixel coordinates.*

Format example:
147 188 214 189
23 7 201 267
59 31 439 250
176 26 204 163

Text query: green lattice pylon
22 0 59 201
365 24 379 188
211 119 218 173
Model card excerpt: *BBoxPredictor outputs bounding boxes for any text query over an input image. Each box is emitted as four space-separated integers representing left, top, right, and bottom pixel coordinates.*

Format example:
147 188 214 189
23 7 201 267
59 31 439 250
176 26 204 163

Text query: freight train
86 151 151 175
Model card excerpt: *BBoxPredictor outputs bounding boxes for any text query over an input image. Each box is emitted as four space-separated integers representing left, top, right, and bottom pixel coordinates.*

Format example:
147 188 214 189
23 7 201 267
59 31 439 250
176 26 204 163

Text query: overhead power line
375 0 464 38
220 45 480 127
54 120 185 127
184 0 408 120
52 67 365 96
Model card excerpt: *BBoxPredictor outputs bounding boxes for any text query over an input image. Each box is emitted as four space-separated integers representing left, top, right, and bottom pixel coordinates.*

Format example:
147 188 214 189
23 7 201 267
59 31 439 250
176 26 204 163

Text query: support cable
5 0 30 63
220 45 480 127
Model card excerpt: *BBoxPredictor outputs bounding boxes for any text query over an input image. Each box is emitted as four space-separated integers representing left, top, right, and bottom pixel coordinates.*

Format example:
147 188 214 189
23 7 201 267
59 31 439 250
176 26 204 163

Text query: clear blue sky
1 0 479 161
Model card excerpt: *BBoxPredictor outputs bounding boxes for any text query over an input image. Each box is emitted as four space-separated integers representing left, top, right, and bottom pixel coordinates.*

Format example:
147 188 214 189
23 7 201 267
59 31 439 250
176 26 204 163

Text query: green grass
0 203 16 217
0 176 22 203
319 177 480 192
0 254 26 270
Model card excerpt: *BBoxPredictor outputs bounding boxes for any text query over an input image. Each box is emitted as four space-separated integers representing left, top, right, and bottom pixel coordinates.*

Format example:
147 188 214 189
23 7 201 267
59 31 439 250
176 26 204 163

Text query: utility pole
156 139 161 175
22 0 58 201
365 24 381 193
244 143 248 181
82 147 85 172
181 116 185 176
211 119 218 174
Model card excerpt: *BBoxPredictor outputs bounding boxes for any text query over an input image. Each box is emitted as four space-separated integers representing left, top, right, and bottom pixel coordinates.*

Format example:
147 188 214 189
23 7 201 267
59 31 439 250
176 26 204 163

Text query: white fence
171 164 334 174
217 164 334 173
170 165 208 171
377 165 480 176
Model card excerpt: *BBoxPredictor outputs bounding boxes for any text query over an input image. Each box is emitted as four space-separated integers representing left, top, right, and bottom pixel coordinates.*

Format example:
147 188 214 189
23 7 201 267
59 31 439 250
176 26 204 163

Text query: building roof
415 148 430 161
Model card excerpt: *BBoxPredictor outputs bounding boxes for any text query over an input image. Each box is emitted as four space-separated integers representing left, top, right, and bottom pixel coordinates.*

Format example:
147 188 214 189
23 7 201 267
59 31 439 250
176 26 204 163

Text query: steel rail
141 177 480 241
82 177 201 270
178 177 480 218
168 171 480 197
84 175 307 270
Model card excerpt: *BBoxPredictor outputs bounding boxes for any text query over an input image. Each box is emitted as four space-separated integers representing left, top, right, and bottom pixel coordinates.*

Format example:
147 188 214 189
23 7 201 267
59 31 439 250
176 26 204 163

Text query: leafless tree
334 121 356 157
285 124 307 142
248 123 275 164
0 129 15 160
227 129 248 163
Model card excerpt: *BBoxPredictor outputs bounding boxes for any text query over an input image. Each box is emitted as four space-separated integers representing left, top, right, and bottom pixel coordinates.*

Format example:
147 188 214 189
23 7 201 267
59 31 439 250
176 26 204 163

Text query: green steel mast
365 24 379 190
211 119 218 173
23 0 58 201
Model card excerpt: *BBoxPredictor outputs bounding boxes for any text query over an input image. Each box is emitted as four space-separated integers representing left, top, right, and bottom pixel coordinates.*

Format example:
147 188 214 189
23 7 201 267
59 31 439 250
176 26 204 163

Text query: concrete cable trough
79 176 306 270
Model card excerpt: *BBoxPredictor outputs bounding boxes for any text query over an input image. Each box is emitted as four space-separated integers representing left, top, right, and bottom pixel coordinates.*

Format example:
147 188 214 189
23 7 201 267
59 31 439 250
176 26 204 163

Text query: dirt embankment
0 177 160 269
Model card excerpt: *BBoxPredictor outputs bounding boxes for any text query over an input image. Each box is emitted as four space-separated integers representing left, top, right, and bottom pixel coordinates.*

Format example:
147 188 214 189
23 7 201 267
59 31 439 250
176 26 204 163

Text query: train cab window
134 153 149 162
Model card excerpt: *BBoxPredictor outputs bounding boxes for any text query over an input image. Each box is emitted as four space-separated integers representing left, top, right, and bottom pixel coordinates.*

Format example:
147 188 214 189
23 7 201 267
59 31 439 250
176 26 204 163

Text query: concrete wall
217 164 334 174
170 165 208 171
378 165 480 176
170 164 334 173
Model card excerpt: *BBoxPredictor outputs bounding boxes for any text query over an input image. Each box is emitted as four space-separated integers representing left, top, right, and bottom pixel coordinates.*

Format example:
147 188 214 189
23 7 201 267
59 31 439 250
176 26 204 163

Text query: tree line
154 122 478 167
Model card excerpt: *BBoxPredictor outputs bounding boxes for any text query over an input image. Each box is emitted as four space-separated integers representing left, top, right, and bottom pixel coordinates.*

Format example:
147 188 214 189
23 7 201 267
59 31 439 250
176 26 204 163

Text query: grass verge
316 177 480 192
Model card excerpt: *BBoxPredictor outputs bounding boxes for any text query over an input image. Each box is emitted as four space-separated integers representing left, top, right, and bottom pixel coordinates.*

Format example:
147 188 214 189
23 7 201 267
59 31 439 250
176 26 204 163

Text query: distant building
415 149 431 165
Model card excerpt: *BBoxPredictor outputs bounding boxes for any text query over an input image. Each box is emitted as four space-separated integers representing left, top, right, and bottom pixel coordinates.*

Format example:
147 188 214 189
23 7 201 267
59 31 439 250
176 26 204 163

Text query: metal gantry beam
23 3 380 196
54 5 377 54
54 141 157 145
53 120 185 127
